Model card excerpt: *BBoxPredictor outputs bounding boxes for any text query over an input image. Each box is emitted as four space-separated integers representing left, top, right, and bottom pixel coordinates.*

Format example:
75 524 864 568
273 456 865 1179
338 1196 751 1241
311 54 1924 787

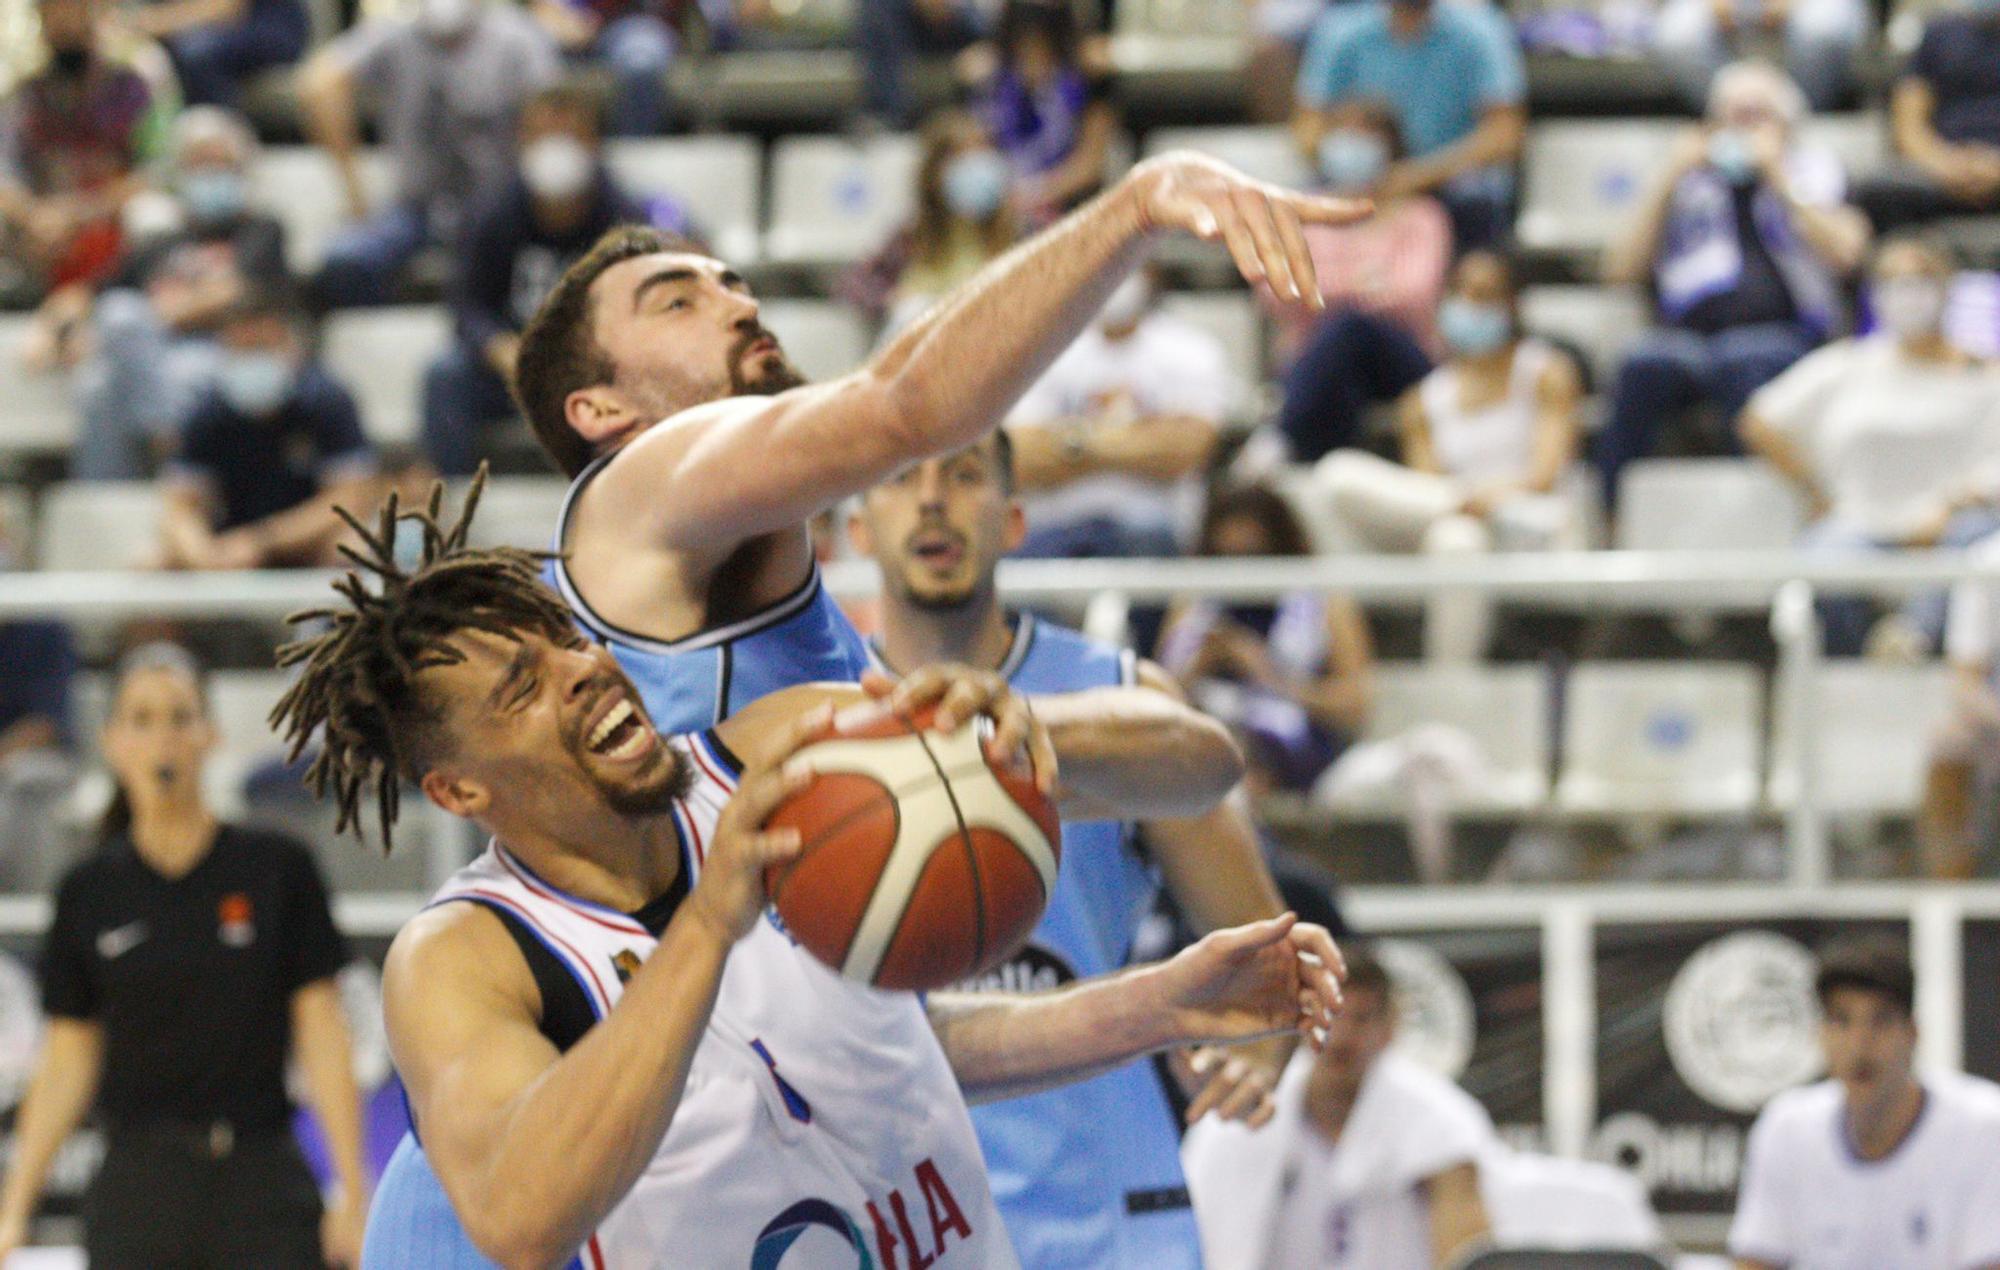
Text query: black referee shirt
40 825 350 1133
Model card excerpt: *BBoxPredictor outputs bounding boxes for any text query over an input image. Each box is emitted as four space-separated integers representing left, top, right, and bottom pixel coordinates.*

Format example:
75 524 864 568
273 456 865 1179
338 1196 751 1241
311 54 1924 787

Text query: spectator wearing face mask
422 82 693 476
1743 235 2000 657
1005 263 1233 560
1313 251 1584 663
1596 59 1870 512
72 107 288 481
528 0 678 136
298 0 559 309
1291 0 1525 251
121 0 310 108
967 0 1117 225
1854 0 2000 233
159 286 390 571
1652 0 1864 113
845 110 1019 332
1261 99 1451 464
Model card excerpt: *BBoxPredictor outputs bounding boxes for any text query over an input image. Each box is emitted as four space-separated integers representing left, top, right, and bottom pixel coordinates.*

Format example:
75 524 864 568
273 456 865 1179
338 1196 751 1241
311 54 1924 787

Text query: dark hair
223 278 299 329
522 80 604 138
97 642 210 844
272 468 578 848
996 0 1079 69
1815 937 1915 1018
1198 483 1312 558
1339 943 1392 1003
513 225 705 478
990 429 1015 494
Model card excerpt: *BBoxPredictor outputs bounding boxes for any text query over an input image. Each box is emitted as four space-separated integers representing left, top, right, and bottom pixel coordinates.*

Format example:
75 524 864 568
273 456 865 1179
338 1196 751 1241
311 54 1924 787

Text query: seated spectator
1596 59 1869 511
1184 944 1496 1270
1316 250 1584 663
529 0 675 135
1244 0 1336 123
1854 3 2000 234
0 0 176 368
73 106 288 480
122 0 309 107
1157 484 1373 796
857 0 986 131
1005 264 1230 559
1742 235 2000 656
842 109 1018 332
1653 0 1862 112
1730 939 2000 1269
298 0 559 309
1925 536 2000 879
423 82 692 476
1290 0 1525 251
159 287 385 570
967 0 1116 225
1266 98 1452 463
0 513 80 891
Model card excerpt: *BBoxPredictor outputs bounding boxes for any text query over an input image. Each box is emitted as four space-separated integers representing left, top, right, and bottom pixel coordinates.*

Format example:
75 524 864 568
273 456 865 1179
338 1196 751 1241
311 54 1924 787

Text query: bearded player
510 154 1364 735
272 479 1345 1269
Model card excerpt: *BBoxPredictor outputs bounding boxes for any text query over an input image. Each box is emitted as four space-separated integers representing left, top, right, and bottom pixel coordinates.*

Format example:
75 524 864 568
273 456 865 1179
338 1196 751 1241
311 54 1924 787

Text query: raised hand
1155 914 1345 1049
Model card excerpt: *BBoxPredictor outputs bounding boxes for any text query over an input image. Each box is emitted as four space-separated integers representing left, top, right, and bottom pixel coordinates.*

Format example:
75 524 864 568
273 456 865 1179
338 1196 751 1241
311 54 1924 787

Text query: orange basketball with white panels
762 704 1062 992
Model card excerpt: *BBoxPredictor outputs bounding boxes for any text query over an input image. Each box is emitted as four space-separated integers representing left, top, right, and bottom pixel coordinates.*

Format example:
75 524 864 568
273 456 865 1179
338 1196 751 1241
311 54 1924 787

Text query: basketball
762 704 1062 992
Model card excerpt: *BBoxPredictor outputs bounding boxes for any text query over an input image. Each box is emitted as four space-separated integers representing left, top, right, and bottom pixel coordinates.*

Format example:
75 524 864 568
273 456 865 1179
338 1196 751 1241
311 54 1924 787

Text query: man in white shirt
1730 939 2000 1270
1005 264 1233 560
1183 945 1495 1270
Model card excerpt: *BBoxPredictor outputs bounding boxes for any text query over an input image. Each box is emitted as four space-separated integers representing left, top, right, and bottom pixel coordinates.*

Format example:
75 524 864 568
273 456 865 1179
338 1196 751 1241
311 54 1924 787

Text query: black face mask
49 47 89 77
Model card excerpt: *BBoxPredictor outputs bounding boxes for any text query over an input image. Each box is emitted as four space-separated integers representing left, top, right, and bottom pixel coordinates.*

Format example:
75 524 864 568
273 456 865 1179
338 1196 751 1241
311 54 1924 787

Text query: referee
0 643 370 1267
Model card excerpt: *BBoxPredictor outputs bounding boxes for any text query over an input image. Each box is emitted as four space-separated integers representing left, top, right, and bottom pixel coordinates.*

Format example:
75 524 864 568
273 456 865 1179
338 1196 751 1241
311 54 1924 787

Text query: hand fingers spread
1271 199 1322 310
1234 186 1298 301
1214 198 1268 286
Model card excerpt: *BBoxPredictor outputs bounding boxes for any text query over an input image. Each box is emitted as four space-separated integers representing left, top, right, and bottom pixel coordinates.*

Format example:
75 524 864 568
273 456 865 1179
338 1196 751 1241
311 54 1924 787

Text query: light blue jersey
872 614 1201 1270
546 452 871 735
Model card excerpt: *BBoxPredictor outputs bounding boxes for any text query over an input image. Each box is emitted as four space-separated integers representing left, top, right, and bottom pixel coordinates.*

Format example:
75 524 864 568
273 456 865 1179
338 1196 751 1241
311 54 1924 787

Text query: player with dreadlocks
274 476 1344 1269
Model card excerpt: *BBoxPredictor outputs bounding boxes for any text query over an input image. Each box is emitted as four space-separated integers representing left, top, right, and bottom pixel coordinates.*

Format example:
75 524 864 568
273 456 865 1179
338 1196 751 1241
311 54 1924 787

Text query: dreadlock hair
271 468 576 850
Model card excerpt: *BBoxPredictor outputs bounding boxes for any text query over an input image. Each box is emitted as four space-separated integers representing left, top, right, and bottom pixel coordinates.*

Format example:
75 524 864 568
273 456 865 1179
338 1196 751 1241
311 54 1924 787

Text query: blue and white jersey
546 452 871 735
871 614 1200 1269
363 734 1013 1270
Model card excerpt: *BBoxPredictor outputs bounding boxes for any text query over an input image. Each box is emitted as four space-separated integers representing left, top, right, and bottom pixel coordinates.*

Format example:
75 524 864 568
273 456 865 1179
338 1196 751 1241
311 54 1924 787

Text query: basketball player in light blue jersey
851 433 1299 1269
508 156 1366 734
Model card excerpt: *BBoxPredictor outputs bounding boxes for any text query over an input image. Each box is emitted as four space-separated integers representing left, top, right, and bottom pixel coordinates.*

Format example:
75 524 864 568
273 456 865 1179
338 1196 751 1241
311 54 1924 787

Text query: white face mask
418 0 478 40
1874 277 1947 340
1098 274 1150 331
521 135 593 201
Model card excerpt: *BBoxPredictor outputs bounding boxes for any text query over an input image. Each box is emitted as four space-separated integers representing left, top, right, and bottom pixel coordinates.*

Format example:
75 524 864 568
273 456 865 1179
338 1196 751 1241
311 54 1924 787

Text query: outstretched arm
600 157 1365 552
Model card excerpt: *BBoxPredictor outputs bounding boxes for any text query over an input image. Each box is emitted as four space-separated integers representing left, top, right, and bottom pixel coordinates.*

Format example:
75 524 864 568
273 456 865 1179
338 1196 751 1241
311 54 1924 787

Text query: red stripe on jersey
495 849 649 937
690 736 737 792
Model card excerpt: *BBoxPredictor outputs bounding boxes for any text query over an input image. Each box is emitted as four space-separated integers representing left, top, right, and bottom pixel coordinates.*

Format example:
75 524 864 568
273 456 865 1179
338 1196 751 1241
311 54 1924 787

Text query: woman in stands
0 643 370 1268
1743 234 2000 657
1157 484 1375 796
1312 250 1585 663
965 0 1117 226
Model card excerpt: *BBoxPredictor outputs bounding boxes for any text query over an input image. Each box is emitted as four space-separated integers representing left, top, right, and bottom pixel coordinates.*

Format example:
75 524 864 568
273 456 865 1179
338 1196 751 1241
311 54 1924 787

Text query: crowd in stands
4 0 2000 885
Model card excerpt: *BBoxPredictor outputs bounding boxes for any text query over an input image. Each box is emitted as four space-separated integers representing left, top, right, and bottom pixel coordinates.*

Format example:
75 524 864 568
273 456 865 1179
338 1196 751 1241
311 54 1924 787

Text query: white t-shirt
1728 1073 2000 1270
1007 313 1234 542
1748 336 2000 539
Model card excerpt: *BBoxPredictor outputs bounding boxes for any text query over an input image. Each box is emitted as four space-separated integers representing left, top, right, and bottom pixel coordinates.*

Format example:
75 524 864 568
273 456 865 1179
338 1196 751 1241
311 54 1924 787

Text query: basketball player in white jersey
1730 938 2000 1270
272 480 1345 1270
507 155 1366 735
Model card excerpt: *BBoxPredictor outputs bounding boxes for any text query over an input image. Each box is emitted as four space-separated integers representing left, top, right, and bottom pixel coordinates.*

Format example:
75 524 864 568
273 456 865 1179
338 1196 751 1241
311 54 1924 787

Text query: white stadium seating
758 299 871 382
764 134 921 268
1767 662 1953 815
1520 285 1649 388
1519 120 1680 256
1613 458 1808 553
1555 662 1763 816
1140 125 1313 190
460 475 568 554
35 482 164 572
0 315 76 458
1334 663 1552 814
319 306 453 447
605 134 763 264
254 146 396 276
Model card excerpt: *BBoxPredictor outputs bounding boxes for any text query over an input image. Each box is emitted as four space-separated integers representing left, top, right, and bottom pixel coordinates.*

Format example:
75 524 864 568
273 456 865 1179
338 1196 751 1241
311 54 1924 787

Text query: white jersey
1729 1072 2000 1270
427 732 1016 1270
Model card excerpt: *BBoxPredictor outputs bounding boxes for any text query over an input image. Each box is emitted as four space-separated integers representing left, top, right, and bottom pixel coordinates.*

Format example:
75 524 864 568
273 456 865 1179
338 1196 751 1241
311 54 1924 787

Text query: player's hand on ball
860 667 1057 795
686 706 825 944
1126 152 1371 307
1157 914 1345 1050
1176 1042 1286 1128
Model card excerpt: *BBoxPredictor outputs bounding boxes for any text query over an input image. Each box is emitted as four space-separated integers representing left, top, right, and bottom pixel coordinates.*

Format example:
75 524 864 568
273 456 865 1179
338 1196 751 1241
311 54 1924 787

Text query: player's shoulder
1925 1069 2000 1127
1013 614 1132 679
384 897 537 1016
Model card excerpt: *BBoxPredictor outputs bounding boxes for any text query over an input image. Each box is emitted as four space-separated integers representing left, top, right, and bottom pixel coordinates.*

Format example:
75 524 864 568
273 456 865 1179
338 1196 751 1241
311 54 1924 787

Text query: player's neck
876 596 1016 677
497 809 685 914
1845 1074 1925 1162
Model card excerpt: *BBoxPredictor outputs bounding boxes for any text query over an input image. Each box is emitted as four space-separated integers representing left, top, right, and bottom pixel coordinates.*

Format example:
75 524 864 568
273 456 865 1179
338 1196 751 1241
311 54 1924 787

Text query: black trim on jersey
702 730 747 780
630 868 692 939
481 904 597 1054
715 643 733 726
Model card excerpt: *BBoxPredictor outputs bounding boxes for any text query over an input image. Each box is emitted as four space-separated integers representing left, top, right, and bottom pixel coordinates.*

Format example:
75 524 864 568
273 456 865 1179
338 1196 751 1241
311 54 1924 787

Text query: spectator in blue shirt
1854 4 2000 233
1291 0 1526 251
159 286 387 570
422 83 696 475
0 539 79 891
124 0 310 108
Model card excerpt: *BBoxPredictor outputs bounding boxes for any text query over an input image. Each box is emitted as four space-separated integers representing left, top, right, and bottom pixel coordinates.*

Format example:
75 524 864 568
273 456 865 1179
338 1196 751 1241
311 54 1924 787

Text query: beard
597 743 694 816
728 325 807 397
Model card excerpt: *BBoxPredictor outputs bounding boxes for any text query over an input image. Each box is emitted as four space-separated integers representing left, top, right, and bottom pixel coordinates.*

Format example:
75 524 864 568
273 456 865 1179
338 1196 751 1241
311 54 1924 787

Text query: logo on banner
1378 938 1476 1079
1664 930 1822 1112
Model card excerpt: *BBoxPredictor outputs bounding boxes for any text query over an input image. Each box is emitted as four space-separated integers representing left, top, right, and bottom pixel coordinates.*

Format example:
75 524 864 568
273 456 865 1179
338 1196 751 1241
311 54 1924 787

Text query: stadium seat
0 485 27 549
1613 458 1807 552
253 146 395 275
1554 662 1763 816
1766 662 1953 814
1518 120 1679 256
0 315 77 458
1799 113 1891 180
765 134 921 268
1520 285 1649 389
1157 290 1266 403
759 299 871 383
319 306 453 448
1116 0 1246 39
1327 663 1552 814
1140 125 1312 190
604 135 762 264
1483 1152 1663 1250
460 476 568 554
35 482 163 571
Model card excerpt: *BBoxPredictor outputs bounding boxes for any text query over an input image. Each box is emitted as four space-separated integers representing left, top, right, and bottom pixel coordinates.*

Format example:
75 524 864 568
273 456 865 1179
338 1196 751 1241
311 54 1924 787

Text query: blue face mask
180 170 247 225
941 150 1012 221
217 351 295 417
1316 131 1388 192
1708 129 1757 185
1438 298 1511 358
